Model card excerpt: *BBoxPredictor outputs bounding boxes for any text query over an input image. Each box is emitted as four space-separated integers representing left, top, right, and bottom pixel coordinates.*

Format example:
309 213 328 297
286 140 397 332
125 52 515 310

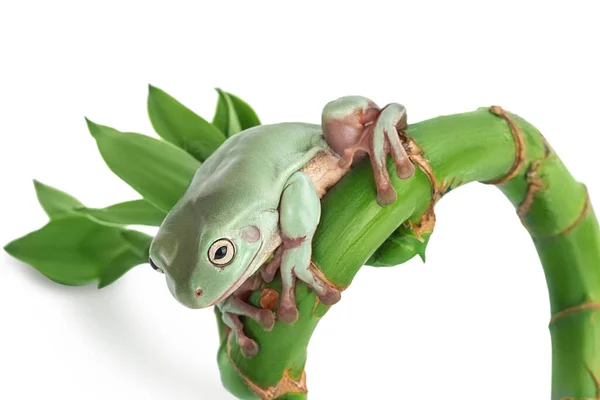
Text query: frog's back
200 122 326 176
179 123 329 225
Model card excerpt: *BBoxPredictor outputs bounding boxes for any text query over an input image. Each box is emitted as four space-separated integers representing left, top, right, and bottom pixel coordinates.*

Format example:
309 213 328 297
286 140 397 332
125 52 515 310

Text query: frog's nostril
195 288 203 297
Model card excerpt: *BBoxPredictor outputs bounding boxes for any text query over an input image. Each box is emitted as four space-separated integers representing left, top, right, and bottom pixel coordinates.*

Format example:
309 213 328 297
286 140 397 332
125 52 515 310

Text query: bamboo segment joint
483 105 527 185
517 160 545 219
402 134 439 238
309 260 348 292
227 336 308 399
549 302 600 326
586 364 600 400
558 185 591 236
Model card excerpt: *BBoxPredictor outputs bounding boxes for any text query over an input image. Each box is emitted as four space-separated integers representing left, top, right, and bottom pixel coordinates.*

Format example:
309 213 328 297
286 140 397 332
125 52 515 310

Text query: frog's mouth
208 239 264 307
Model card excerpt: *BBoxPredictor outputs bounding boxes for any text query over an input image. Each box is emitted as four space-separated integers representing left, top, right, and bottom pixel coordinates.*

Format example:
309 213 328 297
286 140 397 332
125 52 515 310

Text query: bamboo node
549 302 600 326
227 336 308 399
517 160 545 219
401 134 442 239
402 134 439 196
585 364 600 400
483 105 527 185
558 185 591 236
309 261 349 292
405 206 436 242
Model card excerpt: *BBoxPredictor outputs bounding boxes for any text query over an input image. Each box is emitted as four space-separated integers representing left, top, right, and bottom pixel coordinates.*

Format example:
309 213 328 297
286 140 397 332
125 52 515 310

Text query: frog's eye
208 239 235 267
149 258 164 274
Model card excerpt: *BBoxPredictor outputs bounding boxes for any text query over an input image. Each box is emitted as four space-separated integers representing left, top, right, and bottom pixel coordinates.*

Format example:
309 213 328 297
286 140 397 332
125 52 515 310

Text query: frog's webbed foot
322 97 415 206
276 171 342 324
278 247 341 323
218 279 275 358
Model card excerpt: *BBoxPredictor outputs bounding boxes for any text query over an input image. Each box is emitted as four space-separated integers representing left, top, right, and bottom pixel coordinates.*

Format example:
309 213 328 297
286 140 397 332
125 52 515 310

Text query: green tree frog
149 96 414 357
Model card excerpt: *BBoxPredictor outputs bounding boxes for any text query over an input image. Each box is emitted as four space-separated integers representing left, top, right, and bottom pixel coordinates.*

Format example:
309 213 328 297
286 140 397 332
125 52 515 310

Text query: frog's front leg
217 274 275 358
322 96 415 206
276 171 342 324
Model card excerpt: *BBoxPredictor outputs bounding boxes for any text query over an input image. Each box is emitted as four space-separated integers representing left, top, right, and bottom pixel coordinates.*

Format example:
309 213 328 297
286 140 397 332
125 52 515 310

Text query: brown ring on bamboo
548 301 600 326
401 134 439 239
517 160 544 219
402 134 439 197
585 364 600 400
226 335 308 400
483 105 527 185
558 185 591 236
309 260 349 292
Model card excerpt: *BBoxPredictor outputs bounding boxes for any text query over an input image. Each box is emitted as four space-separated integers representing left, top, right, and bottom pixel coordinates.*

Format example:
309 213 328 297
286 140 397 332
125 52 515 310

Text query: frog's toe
238 336 260 358
257 309 275 331
376 184 398 207
396 158 415 180
318 287 341 306
261 246 283 283
278 301 299 324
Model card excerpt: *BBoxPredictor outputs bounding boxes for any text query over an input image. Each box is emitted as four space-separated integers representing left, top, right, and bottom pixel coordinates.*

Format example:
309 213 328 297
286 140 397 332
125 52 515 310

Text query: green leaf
97 229 153 288
33 180 165 226
212 89 242 137
212 89 260 137
147 84 226 161
366 226 432 267
86 119 200 212
75 199 166 227
3 216 152 287
33 180 84 218
228 92 261 130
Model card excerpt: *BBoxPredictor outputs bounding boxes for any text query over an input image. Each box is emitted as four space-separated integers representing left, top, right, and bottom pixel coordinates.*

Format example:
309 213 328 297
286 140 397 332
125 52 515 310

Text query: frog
148 96 414 357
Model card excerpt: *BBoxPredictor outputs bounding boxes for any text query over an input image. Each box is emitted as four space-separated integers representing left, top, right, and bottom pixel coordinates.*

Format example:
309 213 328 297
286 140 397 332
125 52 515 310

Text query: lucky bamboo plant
4 86 599 400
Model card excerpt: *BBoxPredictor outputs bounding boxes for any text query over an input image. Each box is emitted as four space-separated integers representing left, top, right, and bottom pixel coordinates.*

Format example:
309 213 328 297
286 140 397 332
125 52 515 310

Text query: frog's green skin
149 96 414 357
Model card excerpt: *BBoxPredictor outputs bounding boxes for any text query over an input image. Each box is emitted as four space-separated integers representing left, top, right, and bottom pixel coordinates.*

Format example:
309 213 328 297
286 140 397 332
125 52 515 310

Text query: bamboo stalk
216 106 599 399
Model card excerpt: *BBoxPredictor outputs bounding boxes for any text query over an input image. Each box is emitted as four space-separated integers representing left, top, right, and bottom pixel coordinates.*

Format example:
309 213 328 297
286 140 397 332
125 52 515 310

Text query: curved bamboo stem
216 106 600 400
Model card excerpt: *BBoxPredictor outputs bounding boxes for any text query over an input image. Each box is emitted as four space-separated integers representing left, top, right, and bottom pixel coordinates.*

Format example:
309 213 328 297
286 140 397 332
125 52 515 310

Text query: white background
1 1 599 399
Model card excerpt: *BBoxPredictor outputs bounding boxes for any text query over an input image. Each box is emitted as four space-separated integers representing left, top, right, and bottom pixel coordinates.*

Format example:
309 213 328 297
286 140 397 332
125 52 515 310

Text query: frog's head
148 195 268 309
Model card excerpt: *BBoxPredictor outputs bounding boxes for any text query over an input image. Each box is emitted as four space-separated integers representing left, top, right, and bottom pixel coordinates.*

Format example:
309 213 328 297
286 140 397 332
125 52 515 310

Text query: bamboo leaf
213 89 260 137
213 89 242 137
98 229 153 288
3 216 152 287
76 199 166 227
86 119 200 212
229 92 261 130
33 180 166 226
147 85 225 161
366 226 431 267
33 180 84 218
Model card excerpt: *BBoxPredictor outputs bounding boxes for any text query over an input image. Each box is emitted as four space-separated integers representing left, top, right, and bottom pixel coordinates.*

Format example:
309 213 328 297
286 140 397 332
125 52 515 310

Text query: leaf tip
97 280 108 289
3 237 21 257
85 118 120 139
148 83 160 95
85 117 101 138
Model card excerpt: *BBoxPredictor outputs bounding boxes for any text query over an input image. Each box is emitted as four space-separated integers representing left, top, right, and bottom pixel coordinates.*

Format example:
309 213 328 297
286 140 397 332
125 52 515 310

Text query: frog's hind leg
277 171 341 324
322 97 415 206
